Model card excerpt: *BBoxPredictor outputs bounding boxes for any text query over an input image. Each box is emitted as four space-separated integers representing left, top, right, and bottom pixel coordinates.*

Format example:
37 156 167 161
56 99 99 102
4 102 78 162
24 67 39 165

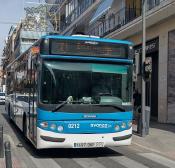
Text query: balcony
88 0 167 37
60 0 95 32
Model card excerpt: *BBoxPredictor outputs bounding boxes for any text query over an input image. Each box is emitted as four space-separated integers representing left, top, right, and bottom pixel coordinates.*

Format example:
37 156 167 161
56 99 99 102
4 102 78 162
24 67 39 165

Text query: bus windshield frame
39 60 132 112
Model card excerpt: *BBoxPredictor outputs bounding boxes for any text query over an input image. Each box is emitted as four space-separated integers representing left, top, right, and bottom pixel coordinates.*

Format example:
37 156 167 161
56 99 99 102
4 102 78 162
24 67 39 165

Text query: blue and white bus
5 35 133 149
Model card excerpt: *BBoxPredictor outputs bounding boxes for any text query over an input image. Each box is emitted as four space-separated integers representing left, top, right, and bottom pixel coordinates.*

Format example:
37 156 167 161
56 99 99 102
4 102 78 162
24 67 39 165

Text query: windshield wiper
52 98 84 112
95 104 125 112
52 103 126 112
52 100 68 112
52 96 73 112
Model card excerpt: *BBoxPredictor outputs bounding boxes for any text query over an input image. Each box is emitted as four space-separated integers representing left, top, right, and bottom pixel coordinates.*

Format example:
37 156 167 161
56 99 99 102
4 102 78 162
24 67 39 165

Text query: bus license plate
74 142 104 148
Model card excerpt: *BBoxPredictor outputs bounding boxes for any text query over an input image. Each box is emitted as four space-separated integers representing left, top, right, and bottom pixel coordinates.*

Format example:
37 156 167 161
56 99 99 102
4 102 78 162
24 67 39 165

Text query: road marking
73 158 106 168
110 156 149 168
139 153 175 168
132 141 163 154
29 156 62 168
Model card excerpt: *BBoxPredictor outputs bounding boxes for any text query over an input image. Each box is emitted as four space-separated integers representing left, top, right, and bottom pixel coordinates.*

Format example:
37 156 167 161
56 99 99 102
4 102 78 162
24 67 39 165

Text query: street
1 0 175 167
0 105 175 168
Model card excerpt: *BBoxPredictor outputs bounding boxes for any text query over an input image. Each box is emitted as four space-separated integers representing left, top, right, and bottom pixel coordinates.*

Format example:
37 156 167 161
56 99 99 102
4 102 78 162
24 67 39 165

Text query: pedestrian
133 89 141 117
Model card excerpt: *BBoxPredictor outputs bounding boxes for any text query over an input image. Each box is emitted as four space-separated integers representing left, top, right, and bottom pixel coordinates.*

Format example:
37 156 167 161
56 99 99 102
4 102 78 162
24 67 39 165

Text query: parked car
0 92 5 104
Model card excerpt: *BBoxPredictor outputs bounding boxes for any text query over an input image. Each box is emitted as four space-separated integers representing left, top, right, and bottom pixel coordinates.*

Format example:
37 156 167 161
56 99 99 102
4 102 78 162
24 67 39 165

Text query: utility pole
141 0 149 137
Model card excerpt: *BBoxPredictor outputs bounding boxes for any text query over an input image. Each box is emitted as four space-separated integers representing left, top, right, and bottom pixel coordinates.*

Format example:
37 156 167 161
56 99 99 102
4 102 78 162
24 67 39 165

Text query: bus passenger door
29 58 37 144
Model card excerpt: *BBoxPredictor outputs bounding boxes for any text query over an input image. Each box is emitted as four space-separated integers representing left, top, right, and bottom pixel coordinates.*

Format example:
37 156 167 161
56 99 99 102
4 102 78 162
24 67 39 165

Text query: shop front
134 38 159 121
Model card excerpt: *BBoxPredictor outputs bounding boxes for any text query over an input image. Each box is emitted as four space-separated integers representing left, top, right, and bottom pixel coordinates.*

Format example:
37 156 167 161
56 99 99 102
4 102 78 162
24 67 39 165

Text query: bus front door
29 59 37 144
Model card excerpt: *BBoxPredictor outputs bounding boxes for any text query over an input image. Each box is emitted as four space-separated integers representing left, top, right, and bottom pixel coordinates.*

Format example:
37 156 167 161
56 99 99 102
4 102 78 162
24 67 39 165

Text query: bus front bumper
37 127 132 149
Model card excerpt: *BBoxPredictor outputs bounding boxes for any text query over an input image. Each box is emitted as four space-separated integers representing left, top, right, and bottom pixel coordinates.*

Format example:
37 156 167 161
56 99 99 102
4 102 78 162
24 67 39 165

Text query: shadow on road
1 111 123 159
149 121 175 134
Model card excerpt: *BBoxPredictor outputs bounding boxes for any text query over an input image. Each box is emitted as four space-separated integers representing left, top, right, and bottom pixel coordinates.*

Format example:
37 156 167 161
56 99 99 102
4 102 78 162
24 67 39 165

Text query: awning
90 0 114 24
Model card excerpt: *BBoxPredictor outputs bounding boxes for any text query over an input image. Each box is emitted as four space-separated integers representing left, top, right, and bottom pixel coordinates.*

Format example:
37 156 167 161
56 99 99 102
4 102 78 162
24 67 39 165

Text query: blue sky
0 0 45 58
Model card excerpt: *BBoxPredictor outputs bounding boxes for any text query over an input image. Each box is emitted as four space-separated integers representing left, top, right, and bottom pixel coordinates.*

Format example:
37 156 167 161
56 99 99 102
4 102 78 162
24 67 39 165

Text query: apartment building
2 2 55 69
54 0 175 124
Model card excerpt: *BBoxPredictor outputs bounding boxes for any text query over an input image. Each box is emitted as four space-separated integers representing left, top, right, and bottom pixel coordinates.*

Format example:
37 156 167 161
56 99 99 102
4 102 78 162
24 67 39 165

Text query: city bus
5 35 133 149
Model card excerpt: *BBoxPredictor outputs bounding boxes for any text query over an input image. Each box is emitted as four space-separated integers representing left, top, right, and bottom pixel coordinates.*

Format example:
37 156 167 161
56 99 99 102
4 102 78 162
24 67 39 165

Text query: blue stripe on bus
37 120 131 134
41 35 133 45
37 108 133 121
37 108 133 134
40 55 133 64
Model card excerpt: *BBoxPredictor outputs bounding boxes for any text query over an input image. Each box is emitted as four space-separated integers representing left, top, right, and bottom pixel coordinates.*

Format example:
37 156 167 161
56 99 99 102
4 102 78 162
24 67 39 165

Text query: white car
0 92 5 104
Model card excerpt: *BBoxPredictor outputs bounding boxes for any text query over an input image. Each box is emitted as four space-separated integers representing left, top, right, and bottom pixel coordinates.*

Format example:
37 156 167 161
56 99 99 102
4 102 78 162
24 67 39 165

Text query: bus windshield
40 61 132 107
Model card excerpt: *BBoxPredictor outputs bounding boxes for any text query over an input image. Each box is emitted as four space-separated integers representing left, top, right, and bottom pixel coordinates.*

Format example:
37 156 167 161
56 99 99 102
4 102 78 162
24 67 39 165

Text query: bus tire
23 114 27 137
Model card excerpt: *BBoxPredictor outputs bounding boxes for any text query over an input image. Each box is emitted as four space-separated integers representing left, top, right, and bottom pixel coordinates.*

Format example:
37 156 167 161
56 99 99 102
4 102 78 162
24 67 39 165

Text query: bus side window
31 59 38 100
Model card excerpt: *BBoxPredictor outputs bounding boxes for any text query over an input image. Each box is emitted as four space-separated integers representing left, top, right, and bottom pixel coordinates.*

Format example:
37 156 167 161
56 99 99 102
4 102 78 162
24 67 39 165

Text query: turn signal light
128 121 132 128
57 126 64 132
50 124 57 130
114 125 120 131
121 122 126 129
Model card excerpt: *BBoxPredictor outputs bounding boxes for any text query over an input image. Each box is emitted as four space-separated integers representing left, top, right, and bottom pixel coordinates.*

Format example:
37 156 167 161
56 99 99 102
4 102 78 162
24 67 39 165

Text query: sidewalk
132 122 175 160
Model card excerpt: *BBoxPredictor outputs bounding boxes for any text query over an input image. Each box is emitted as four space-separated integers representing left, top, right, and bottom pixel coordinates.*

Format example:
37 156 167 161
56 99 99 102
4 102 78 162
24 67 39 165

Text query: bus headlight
57 126 64 132
127 121 132 128
40 122 48 128
121 122 126 129
129 46 133 50
114 125 120 131
50 124 57 130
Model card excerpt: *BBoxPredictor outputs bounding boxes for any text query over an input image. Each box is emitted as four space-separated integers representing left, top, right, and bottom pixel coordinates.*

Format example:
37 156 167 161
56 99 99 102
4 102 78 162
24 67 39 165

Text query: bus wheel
23 115 27 137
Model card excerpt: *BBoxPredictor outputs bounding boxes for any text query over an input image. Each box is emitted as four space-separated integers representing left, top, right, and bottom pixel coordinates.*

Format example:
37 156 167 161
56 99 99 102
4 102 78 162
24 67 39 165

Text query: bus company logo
90 124 112 129
84 41 99 45
83 114 97 118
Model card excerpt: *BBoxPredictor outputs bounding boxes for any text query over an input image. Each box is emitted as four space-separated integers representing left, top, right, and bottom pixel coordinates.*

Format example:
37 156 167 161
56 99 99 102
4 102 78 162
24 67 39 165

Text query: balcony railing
147 0 162 10
88 0 166 37
88 7 142 37
60 0 95 32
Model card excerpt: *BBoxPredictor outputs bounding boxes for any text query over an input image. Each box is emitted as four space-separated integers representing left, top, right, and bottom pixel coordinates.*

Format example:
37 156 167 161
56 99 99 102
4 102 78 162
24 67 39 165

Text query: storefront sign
134 38 159 54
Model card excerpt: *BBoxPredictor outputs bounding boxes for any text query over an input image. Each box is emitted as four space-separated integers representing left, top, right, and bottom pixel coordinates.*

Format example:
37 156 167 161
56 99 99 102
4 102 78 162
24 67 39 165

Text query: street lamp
141 0 150 137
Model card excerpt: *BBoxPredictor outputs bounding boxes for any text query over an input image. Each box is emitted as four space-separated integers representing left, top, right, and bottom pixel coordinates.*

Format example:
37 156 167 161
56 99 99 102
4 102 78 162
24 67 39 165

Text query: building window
147 0 160 10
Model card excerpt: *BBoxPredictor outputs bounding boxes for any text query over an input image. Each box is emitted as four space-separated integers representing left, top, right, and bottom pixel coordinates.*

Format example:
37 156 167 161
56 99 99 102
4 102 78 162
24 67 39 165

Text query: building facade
55 0 175 124
2 24 47 69
2 3 55 69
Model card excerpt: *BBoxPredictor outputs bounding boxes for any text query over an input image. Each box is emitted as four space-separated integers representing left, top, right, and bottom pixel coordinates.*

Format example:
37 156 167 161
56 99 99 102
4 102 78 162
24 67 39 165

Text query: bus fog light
40 122 48 128
121 122 126 129
57 126 64 132
115 125 120 131
128 121 132 127
50 124 57 130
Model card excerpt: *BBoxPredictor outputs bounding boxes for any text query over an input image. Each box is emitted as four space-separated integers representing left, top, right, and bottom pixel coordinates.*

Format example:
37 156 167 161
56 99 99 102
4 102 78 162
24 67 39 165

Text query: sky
0 0 45 60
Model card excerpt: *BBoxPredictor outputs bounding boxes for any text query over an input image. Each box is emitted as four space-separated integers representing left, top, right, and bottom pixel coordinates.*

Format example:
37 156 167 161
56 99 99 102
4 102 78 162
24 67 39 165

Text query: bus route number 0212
68 124 80 129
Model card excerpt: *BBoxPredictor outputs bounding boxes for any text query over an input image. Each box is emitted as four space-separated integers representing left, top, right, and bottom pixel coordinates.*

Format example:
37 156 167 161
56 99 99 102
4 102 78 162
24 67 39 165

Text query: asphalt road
0 105 175 168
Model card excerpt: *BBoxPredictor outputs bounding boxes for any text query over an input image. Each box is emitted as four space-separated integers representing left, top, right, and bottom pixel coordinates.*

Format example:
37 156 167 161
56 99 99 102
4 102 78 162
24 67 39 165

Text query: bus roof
41 35 133 45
